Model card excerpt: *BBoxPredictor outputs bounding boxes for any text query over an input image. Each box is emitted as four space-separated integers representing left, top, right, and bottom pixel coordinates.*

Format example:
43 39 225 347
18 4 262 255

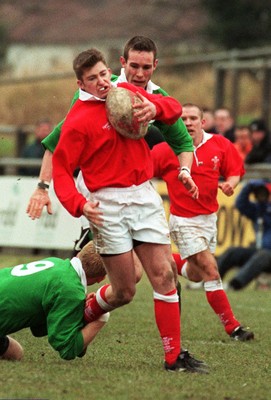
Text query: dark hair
73 48 107 80
249 119 267 132
123 36 157 61
252 185 270 202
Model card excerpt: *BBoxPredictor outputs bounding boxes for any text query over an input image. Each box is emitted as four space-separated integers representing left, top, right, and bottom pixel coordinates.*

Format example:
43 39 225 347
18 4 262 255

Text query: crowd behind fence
1 124 271 179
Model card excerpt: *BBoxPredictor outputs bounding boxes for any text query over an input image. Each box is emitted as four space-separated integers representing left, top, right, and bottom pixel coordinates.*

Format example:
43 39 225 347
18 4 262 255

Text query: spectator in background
245 119 271 164
214 107 235 142
217 180 271 290
233 125 252 161
202 107 216 133
19 119 53 176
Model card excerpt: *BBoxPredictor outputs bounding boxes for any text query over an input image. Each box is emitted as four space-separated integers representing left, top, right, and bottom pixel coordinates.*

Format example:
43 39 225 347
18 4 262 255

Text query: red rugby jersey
52 82 182 217
151 132 245 217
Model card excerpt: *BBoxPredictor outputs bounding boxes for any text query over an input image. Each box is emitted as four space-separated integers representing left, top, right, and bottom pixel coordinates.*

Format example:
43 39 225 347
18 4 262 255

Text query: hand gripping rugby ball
105 87 148 140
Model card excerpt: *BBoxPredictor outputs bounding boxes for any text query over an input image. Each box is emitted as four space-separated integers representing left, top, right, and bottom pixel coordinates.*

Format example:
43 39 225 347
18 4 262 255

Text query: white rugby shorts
169 213 217 259
89 181 170 254
76 171 91 230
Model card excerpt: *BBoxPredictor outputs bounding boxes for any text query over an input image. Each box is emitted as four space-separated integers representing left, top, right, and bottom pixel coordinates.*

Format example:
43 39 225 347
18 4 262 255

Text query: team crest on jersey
211 156 220 170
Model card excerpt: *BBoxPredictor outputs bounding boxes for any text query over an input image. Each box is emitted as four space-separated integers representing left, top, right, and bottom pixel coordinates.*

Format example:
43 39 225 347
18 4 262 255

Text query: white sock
204 279 223 292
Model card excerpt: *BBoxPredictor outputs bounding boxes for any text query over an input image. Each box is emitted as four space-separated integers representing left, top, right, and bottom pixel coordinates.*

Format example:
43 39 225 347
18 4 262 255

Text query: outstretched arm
81 313 110 354
26 149 53 219
27 91 80 220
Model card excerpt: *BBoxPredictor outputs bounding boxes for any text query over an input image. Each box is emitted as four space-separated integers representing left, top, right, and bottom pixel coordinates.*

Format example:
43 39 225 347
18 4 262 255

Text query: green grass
0 253 270 400
0 135 16 157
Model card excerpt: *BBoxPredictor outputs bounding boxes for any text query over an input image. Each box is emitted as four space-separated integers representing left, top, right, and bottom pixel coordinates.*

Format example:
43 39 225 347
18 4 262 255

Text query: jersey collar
70 257 87 293
79 88 106 102
116 68 160 93
194 130 213 149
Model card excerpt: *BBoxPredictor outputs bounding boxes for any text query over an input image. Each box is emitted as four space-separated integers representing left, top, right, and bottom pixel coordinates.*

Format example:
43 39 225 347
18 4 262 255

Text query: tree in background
0 22 8 71
202 0 271 49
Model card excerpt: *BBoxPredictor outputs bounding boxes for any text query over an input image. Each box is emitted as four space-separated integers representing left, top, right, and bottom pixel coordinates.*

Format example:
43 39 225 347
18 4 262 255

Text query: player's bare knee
204 269 220 281
166 266 175 282
207 263 220 280
153 265 175 287
192 274 203 282
193 257 219 281
170 258 178 282
115 286 136 306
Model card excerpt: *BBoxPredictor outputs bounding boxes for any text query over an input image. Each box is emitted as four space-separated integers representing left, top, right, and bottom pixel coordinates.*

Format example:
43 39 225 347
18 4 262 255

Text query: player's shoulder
153 86 169 96
151 141 173 156
69 89 80 107
209 133 233 146
152 141 169 150
111 74 119 83
41 257 65 269
117 81 137 92
68 97 97 118
43 258 77 280
73 89 80 100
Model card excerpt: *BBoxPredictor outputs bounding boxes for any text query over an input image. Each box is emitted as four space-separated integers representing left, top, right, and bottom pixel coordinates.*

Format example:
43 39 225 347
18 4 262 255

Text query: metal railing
0 158 41 175
0 157 270 180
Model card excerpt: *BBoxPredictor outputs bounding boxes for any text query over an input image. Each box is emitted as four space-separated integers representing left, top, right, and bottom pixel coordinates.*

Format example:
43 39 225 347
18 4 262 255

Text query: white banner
0 176 255 253
0 176 80 249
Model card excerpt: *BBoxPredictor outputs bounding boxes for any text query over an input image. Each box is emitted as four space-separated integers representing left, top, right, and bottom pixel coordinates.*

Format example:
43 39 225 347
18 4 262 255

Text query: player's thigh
132 251 144 283
101 251 136 293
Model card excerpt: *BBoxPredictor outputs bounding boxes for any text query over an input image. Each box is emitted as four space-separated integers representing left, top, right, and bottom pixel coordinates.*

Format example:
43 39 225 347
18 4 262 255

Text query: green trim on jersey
152 87 193 154
0 258 86 360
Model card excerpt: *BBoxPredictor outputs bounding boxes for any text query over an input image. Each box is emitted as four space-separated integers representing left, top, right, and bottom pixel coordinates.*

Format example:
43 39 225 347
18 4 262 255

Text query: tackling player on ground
0 242 109 361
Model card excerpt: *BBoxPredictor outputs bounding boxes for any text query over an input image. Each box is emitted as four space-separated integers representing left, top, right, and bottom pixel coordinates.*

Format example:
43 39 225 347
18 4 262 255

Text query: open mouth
99 87 109 95
133 80 145 87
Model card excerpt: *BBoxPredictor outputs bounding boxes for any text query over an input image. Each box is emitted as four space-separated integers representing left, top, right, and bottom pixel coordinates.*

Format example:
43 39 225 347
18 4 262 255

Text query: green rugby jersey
0 257 86 360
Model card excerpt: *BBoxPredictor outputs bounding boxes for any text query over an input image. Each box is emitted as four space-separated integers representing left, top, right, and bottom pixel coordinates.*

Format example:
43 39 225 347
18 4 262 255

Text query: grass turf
0 254 270 400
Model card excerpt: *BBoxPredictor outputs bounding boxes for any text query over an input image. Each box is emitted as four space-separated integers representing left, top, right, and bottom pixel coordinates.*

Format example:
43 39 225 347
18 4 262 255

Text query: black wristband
37 181 50 191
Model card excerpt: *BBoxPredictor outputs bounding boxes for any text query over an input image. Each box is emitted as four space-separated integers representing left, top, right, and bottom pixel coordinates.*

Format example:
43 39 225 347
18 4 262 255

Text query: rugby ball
105 87 148 139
